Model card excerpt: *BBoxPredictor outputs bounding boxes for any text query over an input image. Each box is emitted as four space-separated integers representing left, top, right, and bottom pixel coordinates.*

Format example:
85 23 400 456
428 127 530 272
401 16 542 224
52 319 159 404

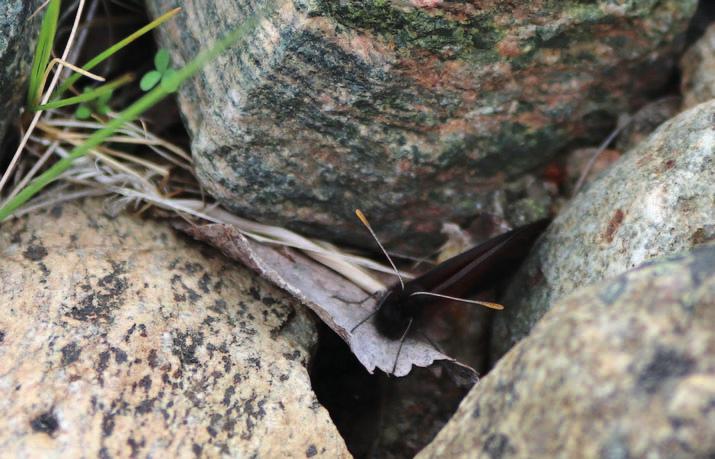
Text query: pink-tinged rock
145 0 697 251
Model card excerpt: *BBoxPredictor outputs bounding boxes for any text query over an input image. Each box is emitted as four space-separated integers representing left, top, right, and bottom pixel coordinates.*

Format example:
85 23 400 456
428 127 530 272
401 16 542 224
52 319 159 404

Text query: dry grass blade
109 188 397 293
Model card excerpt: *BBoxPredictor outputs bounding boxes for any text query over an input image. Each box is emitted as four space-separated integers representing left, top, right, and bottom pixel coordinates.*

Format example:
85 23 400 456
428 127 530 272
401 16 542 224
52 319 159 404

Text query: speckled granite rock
491 98 715 361
681 23 715 109
0 0 43 147
145 0 696 251
0 200 349 458
419 243 715 459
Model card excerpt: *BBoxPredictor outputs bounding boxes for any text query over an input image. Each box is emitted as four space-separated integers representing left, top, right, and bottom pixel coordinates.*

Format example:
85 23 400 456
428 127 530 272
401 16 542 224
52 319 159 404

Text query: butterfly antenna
355 209 404 290
410 291 504 310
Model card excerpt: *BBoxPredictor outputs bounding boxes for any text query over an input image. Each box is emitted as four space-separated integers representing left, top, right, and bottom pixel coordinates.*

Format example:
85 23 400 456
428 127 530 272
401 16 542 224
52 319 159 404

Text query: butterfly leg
349 309 379 333
391 318 414 375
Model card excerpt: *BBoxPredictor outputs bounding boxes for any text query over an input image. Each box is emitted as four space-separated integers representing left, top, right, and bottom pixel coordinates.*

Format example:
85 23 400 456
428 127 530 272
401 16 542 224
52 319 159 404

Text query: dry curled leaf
178 222 477 383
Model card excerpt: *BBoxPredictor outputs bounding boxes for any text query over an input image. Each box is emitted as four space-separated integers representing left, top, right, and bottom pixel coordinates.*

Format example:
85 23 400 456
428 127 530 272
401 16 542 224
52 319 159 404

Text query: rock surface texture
681 23 715 110
0 200 349 458
0 0 43 147
419 243 715 459
145 0 696 251
491 99 715 360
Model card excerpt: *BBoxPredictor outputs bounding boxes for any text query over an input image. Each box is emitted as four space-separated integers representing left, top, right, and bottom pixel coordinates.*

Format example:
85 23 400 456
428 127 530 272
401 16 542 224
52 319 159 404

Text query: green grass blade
37 74 133 110
55 7 181 98
0 13 260 222
27 0 61 107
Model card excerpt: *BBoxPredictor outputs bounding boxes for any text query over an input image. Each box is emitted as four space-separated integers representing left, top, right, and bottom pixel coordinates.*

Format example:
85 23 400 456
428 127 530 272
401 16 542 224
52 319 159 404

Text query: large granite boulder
0 200 349 457
491 98 715 361
419 243 715 459
145 0 696 251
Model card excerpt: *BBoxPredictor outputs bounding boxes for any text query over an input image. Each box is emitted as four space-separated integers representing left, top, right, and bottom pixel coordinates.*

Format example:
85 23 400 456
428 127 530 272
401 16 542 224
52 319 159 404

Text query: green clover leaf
141 49 177 93
154 49 170 72
140 70 162 91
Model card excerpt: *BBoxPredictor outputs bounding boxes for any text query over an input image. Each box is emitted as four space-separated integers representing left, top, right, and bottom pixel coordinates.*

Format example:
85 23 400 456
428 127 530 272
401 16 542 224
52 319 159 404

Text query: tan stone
0 200 349 458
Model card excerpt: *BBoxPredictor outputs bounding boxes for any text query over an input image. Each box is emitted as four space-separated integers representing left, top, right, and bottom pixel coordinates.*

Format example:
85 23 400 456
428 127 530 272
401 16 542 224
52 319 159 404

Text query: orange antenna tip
479 301 504 310
355 209 369 226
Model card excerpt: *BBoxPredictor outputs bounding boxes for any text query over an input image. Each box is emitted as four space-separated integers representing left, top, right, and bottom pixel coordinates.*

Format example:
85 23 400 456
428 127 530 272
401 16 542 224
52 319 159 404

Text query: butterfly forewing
409 219 550 299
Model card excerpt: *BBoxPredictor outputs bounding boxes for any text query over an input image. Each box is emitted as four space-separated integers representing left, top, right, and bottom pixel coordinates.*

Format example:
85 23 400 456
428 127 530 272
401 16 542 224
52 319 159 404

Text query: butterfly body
374 281 431 339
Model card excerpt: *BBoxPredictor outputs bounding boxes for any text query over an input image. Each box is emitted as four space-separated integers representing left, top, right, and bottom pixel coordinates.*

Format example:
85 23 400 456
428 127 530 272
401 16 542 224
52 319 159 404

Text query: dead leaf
177 222 477 383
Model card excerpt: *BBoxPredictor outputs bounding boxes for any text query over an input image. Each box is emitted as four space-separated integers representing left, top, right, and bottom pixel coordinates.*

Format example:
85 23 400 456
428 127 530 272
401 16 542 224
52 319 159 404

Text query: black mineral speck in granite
30 411 59 435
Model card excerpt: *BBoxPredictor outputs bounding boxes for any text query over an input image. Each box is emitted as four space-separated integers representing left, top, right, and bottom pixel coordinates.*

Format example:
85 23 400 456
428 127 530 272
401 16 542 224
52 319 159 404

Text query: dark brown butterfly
351 210 550 373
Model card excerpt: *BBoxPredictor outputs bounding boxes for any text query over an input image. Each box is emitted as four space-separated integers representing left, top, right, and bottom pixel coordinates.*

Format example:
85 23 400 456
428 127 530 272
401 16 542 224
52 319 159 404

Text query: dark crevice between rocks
309 324 380 458
309 322 473 459
685 0 715 44
0 124 20 174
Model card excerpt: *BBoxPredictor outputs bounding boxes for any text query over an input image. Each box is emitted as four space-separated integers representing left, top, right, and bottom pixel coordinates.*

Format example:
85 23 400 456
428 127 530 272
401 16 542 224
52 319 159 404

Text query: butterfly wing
407 218 549 298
